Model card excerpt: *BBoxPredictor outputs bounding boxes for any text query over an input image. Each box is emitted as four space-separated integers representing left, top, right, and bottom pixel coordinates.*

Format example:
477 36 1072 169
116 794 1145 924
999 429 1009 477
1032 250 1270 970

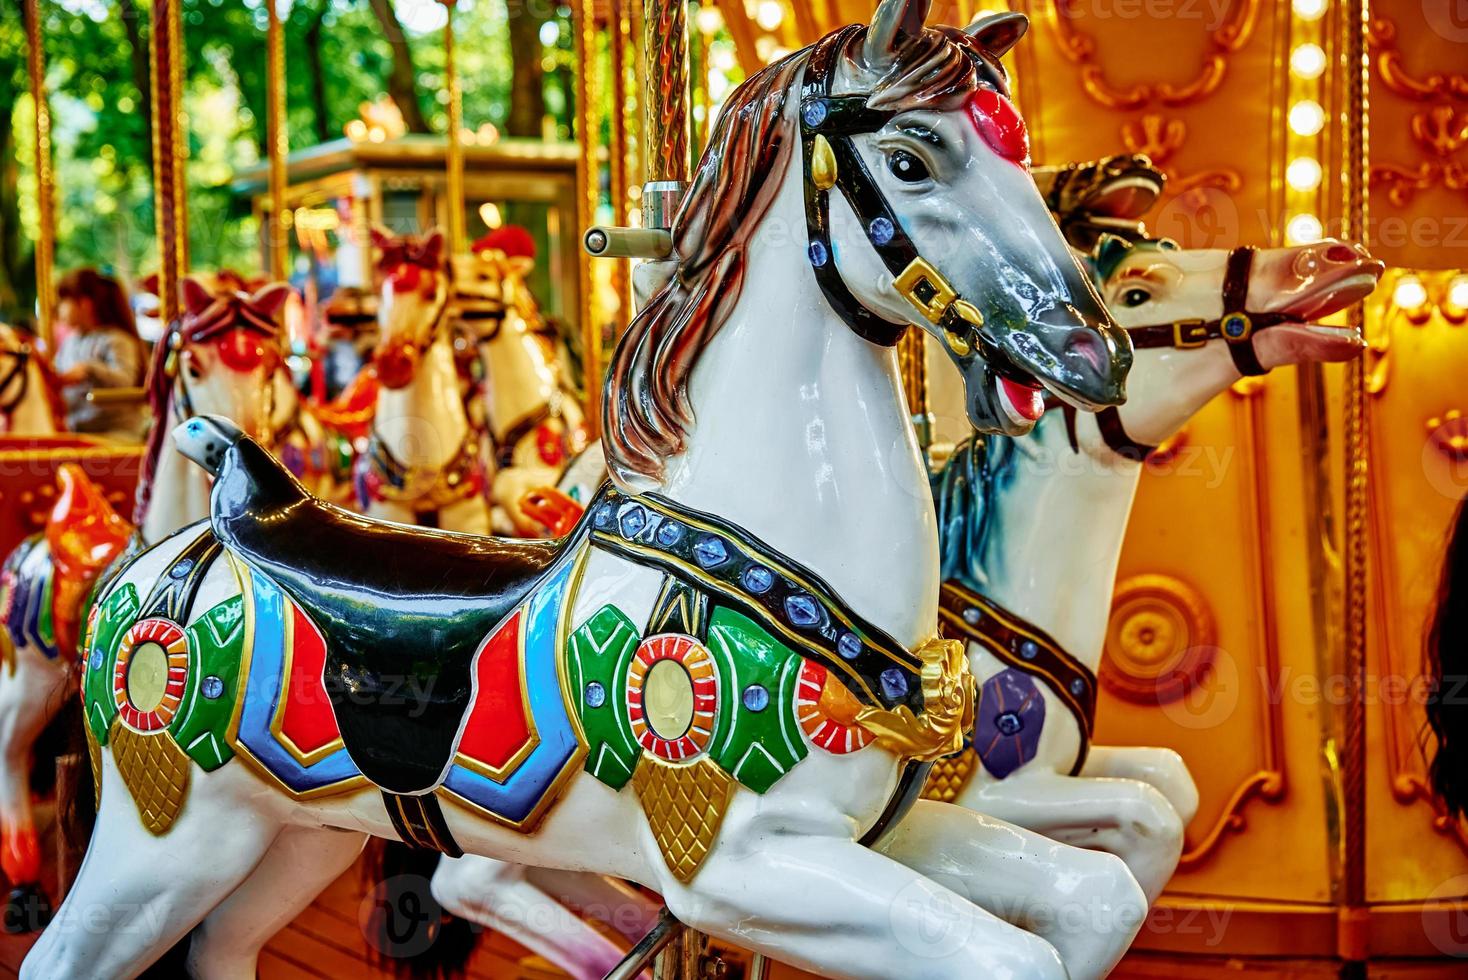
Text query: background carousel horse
456 226 588 536
31 8 1145 980
926 232 1384 902
0 279 287 932
0 324 63 437
354 227 492 533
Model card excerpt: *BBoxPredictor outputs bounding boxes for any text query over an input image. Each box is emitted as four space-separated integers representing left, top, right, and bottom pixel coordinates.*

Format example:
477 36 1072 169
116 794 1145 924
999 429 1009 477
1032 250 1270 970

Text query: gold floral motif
1102 574 1216 705
632 756 734 884
856 637 974 763
922 747 978 805
110 721 191 836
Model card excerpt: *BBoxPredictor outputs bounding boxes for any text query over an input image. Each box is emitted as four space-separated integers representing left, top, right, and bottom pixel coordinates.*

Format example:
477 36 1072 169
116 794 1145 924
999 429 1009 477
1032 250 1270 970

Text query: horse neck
654 174 938 650
8 360 57 435
480 310 559 442
374 330 470 470
973 416 1140 670
141 396 213 545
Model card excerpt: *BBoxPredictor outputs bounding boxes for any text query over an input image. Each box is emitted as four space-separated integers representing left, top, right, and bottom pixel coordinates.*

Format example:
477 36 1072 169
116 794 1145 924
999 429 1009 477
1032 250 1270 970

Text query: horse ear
1090 233 1135 281
250 283 293 321
864 0 932 71
421 228 446 267
965 11 1028 59
370 225 395 252
182 277 214 316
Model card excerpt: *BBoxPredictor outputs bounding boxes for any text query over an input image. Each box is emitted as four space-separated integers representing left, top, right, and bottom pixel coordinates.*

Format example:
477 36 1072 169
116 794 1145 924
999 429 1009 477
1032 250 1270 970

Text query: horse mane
603 24 990 485
931 434 1021 591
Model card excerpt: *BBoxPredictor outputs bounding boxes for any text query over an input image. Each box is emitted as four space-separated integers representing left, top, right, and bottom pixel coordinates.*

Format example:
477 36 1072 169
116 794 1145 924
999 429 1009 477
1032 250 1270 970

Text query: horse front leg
0 651 68 932
1080 745 1199 825
957 770 1185 903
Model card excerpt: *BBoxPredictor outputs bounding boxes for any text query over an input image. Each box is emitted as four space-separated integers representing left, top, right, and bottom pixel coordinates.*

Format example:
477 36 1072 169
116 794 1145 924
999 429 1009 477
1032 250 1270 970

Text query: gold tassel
632 757 733 884
110 722 191 836
812 135 838 191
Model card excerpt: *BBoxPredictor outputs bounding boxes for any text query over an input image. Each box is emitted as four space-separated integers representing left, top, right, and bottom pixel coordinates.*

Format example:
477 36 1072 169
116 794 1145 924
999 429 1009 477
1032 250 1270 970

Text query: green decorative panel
705 607 807 793
171 596 246 771
567 604 642 789
35 552 55 651
82 583 140 744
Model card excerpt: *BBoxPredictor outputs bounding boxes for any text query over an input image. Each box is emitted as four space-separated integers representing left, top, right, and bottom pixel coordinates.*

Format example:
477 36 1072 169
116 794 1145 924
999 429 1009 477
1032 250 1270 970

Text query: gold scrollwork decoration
1369 160 1468 207
1101 574 1217 706
856 637 975 763
1367 17 1468 103
1427 410 1468 461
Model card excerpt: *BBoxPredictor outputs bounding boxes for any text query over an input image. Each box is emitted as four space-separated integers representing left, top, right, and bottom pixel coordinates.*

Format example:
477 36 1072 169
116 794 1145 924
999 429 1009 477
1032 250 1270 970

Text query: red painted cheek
968 89 1030 167
388 263 422 293
215 330 273 373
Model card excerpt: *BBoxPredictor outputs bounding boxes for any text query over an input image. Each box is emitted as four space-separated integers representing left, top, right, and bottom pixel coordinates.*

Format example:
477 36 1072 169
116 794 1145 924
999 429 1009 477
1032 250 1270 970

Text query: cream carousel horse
355 228 492 533
0 325 62 437
927 233 1383 902
0 279 286 931
31 8 1146 980
455 229 588 536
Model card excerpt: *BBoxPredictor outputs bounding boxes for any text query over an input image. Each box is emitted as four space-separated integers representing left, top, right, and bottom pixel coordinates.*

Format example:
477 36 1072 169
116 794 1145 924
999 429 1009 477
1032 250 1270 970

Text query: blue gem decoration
996 711 1023 736
838 631 863 661
187 419 204 435
170 558 194 579
618 504 648 537
742 565 775 594
785 594 822 628
743 685 770 712
1020 640 1039 661
975 669 1046 779
585 681 607 708
869 217 895 246
89 648 104 671
656 520 684 546
693 535 729 568
1223 314 1249 338
962 606 983 626
201 675 225 700
593 503 614 528
880 668 910 702
809 241 830 268
802 100 828 128
1070 678 1086 696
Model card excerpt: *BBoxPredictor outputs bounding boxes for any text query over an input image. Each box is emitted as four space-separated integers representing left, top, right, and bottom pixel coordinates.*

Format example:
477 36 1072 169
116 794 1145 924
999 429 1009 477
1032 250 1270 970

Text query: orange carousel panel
0 442 143 559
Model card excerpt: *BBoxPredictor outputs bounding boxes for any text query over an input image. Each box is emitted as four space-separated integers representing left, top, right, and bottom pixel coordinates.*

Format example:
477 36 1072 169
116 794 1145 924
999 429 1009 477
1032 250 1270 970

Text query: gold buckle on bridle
894 257 984 333
1172 320 1210 348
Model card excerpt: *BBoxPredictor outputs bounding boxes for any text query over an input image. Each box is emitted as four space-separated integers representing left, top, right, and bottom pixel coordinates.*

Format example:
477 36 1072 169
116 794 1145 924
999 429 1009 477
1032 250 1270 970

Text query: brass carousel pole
23 0 56 345
1339 0 1370 971
573 0 602 435
442 0 466 254
642 0 691 211
265 0 289 283
149 0 188 324
608 0 633 324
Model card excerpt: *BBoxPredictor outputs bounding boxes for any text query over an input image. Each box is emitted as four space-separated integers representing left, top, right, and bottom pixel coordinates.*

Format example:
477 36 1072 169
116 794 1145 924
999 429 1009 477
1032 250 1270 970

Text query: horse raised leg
0 651 66 931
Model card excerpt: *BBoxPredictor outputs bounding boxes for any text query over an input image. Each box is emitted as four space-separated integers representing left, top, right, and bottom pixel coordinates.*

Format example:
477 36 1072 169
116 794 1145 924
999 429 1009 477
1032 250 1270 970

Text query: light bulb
1291 44 1326 79
1289 100 1325 137
1287 213 1323 244
1286 156 1322 191
1392 276 1428 311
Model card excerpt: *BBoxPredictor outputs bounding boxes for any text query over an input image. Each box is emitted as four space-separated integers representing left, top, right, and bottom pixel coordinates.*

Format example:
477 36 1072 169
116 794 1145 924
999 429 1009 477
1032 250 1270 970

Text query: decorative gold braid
856 637 974 763
23 0 56 343
632 757 733 884
922 747 979 805
85 719 101 805
110 721 191 836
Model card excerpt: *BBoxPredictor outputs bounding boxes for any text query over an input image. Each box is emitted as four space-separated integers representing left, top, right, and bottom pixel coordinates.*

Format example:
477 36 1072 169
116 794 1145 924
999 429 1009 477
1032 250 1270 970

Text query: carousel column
574 0 604 435
265 0 289 283
23 0 56 345
441 0 467 254
149 0 189 324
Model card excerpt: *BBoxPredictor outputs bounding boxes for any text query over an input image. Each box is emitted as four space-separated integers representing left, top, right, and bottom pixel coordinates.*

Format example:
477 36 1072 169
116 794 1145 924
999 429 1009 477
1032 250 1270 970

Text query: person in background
53 268 146 440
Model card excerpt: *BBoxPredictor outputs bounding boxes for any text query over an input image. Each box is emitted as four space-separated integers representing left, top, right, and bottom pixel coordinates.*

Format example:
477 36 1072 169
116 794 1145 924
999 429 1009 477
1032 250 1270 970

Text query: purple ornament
973 668 1045 779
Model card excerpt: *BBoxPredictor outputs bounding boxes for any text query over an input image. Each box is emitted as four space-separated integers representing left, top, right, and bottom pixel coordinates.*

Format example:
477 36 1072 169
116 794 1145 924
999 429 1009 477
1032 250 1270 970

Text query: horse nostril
1064 329 1108 376
1325 244 1356 263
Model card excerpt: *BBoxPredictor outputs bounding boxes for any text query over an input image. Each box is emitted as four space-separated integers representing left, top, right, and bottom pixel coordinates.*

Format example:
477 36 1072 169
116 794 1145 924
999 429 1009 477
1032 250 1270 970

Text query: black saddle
203 424 567 794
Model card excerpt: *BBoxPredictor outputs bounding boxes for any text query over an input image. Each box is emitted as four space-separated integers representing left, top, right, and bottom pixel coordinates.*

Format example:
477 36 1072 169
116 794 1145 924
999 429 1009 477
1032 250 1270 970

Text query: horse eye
888 149 930 183
1120 287 1151 308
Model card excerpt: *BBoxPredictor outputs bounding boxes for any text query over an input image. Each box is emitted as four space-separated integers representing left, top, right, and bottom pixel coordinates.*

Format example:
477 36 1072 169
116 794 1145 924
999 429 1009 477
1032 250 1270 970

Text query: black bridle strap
0 348 31 416
1123 246 1290 378
1096 407 1155 462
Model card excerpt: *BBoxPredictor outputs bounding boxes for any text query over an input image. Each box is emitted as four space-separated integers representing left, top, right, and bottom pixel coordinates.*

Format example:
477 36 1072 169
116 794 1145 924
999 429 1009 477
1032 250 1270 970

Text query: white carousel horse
0 279 287 931
454 232 589 537
30 8 1143 980
354 228 493 534
927 233 1384 902
0 324 61 437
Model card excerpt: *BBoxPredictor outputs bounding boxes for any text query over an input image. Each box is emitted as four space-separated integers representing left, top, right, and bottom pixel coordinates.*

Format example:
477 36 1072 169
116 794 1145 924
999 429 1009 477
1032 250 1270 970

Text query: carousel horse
926 233 1384 902
0 279 286 932
0 324 62 437
456 227 588 536
31 8 1145 980
354 228 493 534
271 367 335 500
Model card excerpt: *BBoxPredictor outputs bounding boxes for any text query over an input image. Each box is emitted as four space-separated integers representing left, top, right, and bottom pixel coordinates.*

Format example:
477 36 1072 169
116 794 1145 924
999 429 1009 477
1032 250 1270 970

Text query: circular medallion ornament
112 618 190 733
1102 574 1216 705
626 634 717 761
796 661 875 755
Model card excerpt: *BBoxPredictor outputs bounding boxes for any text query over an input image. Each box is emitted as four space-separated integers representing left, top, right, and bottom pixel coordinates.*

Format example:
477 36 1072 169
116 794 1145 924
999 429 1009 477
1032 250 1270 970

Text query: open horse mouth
1255 246 1385 361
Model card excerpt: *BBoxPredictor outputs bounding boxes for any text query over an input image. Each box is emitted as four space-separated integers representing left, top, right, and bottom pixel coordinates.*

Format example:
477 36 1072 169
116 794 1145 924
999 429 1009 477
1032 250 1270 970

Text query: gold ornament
923 747 979 804
812 135 839 191
632 757 734 884
85 720 102 805
110 721 191 835
856 637 974 762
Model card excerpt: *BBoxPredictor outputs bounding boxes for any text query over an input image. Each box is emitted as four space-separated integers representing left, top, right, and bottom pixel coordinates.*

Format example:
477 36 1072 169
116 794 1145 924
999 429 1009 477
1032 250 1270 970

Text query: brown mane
603 25 992 484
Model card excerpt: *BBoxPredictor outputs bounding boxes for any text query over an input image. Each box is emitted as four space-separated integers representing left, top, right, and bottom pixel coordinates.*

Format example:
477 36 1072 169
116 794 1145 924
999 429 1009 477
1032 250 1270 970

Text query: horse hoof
2 884 52 933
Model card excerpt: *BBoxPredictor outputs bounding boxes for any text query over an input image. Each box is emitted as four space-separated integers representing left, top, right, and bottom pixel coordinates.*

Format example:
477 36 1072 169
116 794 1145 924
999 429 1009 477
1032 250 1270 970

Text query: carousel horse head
371 227 449 389
1078 233 1385 453
135 277 288 520
607 0 1131 484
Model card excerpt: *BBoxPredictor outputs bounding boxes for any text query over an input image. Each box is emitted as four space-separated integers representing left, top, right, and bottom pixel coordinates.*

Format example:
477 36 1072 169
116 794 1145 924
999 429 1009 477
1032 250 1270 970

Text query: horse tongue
999 377 1045 422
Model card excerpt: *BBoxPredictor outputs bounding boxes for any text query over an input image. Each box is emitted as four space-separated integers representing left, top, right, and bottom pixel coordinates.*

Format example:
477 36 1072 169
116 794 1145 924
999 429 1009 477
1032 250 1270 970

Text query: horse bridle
1087 245 1288 461
799 27 1022 379
0 343 32 419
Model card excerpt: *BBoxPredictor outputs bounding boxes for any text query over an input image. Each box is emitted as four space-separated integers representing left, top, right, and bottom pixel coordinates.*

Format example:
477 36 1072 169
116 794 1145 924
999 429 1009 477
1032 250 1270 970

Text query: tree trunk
365 0 431 133
118 0 154 172
505 0 549 138
304 0 332 144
